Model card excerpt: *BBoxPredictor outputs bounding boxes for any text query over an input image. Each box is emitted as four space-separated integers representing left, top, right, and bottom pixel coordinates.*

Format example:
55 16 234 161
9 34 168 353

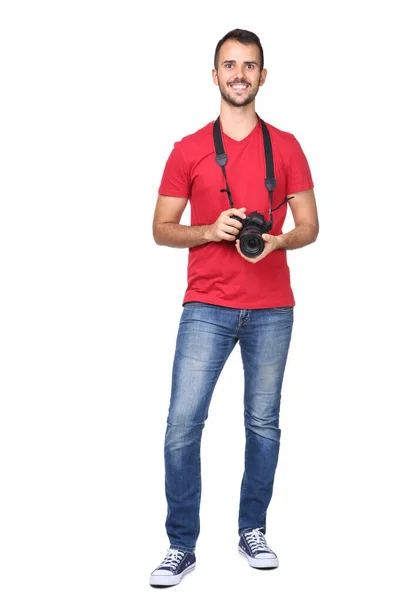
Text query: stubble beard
218 79 260 107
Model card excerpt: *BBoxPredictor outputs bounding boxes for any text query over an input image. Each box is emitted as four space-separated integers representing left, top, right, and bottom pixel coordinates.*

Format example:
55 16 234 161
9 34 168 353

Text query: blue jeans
164 302 294 552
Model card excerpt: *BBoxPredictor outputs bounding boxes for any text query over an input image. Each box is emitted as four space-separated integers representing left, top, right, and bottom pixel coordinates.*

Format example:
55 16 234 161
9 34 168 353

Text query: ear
259 68 268 87
212 68 219 86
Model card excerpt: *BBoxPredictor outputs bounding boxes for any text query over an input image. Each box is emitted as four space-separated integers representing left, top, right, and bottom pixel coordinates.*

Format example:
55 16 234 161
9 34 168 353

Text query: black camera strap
213 117 235 209
213 115 290 223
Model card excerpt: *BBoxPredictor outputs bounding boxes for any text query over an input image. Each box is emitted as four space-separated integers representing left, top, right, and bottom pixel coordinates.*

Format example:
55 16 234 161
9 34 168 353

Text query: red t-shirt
158 118 314 309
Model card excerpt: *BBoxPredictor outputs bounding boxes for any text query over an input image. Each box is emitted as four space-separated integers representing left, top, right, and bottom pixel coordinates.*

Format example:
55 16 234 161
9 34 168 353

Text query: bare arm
152 194 246 248
276 188 319 249
152 194 208 248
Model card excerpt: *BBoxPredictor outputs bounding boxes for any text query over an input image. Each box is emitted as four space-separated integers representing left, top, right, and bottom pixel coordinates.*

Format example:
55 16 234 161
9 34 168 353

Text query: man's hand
206 207 247 242
235 233 282 263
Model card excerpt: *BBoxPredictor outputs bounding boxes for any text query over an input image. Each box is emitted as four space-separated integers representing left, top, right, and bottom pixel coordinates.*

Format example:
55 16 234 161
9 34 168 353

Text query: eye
246 64 255 69
225 63 233 68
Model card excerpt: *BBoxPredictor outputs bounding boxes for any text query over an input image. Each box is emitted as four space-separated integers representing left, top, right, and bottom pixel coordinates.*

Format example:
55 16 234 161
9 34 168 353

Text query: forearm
153 222 211 248
276 223 319 250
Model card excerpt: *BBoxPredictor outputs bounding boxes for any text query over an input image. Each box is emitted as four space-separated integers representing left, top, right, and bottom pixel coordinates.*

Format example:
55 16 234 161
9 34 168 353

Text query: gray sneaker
238 527 279 568
150 548 196 586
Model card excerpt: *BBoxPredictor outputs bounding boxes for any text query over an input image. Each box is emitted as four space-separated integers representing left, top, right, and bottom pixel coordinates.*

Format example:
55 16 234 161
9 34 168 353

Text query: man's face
212 40 267 107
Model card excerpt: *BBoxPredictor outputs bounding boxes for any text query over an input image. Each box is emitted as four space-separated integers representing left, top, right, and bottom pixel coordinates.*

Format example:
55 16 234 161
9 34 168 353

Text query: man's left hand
235 233 282 263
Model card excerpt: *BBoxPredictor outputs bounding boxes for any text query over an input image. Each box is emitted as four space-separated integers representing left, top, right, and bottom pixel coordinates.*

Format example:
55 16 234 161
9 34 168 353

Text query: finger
221 222 239 235
221 232 236 241
225 207 247 219
226 218 243 230
235 243 244 259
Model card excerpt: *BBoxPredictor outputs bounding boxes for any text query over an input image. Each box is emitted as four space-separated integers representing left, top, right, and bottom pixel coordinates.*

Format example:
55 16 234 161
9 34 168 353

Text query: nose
232 65 247 81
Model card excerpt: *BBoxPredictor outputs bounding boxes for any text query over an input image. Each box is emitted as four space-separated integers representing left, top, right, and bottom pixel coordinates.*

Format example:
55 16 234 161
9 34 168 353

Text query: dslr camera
232 211 272 258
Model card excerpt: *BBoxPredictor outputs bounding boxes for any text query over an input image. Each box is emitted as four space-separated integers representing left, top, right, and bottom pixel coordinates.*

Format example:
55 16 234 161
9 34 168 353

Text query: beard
218 78 260 107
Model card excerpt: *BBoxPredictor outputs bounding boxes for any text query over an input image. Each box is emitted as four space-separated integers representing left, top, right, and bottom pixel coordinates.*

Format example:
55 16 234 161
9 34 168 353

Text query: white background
1 1 399 598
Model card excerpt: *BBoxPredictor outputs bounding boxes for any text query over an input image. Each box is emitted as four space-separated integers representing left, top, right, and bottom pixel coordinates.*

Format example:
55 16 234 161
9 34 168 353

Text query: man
149 28 319 587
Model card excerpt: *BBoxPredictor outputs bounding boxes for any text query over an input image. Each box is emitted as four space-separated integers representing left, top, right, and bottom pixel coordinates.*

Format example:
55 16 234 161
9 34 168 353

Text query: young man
150 29 319 587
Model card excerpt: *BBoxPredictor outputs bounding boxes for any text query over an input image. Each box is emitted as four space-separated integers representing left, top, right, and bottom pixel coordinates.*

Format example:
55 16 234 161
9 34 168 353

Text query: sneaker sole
149 564 196 586
238 546 279 569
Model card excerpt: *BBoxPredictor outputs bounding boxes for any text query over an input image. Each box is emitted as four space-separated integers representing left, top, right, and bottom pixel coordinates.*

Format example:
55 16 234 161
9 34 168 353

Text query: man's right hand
206 207 247 242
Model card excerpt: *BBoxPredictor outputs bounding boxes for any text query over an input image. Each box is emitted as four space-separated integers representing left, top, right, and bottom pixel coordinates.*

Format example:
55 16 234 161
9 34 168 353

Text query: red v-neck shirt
158 118 314 309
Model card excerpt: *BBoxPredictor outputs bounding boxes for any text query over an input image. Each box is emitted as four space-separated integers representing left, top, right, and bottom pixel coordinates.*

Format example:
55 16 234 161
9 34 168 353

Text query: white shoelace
158 549 185 570
244 528 271 553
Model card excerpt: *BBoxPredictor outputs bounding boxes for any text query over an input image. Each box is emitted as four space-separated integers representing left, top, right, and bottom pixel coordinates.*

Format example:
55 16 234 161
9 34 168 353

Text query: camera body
232 211 272 258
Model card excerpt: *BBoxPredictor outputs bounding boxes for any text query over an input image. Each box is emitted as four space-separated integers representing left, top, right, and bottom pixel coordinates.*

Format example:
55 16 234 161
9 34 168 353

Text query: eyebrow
221 60 259 66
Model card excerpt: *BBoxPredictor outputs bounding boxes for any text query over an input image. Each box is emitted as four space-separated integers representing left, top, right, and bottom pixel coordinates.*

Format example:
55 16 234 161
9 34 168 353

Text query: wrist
275 234 286 249
203 224 213 243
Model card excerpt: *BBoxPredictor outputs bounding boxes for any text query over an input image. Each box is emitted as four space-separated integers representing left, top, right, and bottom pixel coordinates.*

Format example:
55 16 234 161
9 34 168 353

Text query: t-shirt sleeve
158 142 191 198
286 136 314 195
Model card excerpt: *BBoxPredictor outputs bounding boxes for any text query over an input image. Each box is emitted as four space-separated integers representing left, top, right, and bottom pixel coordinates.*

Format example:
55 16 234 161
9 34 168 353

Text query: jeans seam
192 460 202 547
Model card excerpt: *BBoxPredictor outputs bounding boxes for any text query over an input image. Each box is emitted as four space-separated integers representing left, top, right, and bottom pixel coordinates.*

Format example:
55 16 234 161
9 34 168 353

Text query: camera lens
238 227 264 257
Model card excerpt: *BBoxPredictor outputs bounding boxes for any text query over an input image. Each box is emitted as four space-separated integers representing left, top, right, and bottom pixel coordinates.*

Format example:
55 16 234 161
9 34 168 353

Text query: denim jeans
164 302 294 552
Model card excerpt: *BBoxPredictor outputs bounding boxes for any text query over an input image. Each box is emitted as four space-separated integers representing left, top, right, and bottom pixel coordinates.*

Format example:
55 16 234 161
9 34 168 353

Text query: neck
219 102 258 141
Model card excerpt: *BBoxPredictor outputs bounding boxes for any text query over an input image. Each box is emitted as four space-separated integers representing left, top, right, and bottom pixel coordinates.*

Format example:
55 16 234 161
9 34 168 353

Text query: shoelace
244 528 271 553
158 549 185 570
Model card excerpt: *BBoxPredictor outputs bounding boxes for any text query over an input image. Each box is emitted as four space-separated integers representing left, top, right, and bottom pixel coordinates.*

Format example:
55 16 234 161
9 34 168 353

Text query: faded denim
164 302 293 552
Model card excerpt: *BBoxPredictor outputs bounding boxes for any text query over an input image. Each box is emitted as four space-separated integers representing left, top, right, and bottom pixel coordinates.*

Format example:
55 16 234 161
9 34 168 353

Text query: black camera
232 211 272 258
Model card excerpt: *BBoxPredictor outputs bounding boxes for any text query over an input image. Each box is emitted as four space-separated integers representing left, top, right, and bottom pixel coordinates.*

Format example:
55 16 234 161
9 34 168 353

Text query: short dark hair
214 29 264 70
